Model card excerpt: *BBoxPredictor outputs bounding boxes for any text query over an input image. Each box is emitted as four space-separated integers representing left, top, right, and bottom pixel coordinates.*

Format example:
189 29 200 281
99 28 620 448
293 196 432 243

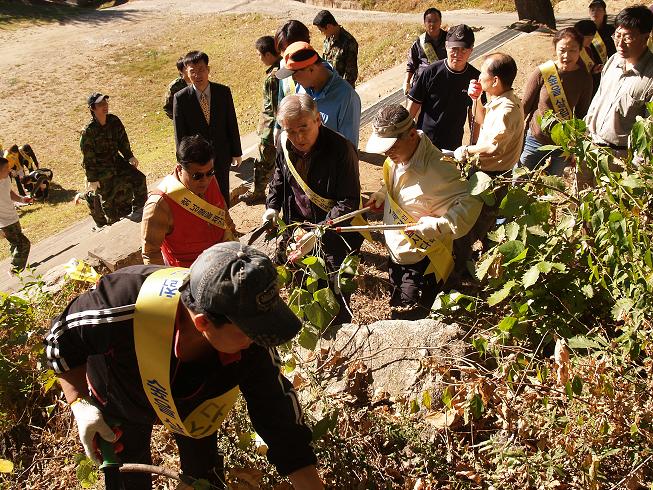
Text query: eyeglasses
612 32 639 45
190 168 215 180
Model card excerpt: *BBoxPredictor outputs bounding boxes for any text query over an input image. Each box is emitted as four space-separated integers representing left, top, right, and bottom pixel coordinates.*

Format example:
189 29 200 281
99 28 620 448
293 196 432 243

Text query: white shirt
0 177 19 228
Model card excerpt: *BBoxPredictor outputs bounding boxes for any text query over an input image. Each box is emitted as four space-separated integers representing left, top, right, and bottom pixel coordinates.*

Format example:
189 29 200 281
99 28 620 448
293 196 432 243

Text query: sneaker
126 208 143 222
239 190 266 206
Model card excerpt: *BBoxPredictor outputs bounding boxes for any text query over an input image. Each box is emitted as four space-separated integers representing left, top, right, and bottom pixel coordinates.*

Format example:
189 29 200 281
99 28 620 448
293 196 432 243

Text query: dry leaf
455 469 481 484
424 409 460 429
554 338 570 386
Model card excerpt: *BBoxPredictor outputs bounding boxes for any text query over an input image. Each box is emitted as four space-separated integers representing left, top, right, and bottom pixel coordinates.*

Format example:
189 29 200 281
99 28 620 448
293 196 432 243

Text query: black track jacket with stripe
43 265 316 476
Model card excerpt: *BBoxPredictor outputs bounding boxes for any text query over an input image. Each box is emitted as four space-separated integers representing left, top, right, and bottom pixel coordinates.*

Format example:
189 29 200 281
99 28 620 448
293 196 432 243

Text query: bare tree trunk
515 0 556 29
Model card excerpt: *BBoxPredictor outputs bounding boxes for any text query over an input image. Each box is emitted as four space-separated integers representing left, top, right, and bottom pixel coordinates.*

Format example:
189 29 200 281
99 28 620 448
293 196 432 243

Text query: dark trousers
252 143 276 196
216 163 230 208
388 256 439 312
109 422 225 489
94 164 147 225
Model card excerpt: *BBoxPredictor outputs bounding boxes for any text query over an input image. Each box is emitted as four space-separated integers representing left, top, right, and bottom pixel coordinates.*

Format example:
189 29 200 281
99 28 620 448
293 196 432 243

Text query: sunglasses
189 168 215 180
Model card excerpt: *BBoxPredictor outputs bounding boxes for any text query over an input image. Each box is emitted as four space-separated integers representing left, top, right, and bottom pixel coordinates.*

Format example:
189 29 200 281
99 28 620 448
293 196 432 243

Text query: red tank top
155 177 227 267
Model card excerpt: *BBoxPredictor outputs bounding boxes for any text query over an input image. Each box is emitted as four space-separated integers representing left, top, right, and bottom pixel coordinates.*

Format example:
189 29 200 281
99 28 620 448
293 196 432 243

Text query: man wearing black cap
80 92 148 227
407 24 482 152
44 242 323 489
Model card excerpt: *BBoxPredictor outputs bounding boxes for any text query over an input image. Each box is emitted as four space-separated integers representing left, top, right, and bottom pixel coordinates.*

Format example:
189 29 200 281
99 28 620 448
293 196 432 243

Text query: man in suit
173 51 242 206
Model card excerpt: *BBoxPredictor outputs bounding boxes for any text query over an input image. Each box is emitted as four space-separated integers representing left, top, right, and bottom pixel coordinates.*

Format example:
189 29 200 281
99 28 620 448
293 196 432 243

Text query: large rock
87 217 143 271
309 319 466 401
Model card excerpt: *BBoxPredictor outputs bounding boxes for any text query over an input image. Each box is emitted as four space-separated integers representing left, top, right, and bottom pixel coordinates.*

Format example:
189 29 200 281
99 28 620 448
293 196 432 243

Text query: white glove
129 157 139 168
70 397 116 464
405 216 451 240
262 208 279 224
453 146 468 162
231 156 242 168
365 190 386 211
86 181 100 192
288 230 317 262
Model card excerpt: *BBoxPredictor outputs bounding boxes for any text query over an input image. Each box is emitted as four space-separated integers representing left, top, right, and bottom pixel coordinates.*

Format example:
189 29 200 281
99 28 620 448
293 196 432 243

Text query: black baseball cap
446 24 475 48
184 242 302 347
87 92 109 107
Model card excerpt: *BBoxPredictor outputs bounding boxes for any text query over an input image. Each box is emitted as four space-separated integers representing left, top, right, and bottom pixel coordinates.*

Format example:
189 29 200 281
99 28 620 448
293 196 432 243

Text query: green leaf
499 188 530 218
304 302 330 330
497 316 518 332
538 144 562 151
571 376 583 395
498 240 525 262
306 276 319 293
488 280 516 306
581 284 594 298
468 393 484 419
487 225 506 244
441 386 454 409
338 276 357 295
469 171 493 195
522 266 540 289
542 175 566 192
472 336 488 355
276 265 291 287
410 398 420 414
527 202 551 225
422 390 432 409
505 221 520 241
568 335 605 350
476 252 498 281
305 257 328 280
505 248 528 265
0 459 13 473
298 325 319 350
314 288 340 318
339 254 360 276
76 457 99 488
612 298 634 321
312 411 339 441
620 175 644 189
564 381 574 400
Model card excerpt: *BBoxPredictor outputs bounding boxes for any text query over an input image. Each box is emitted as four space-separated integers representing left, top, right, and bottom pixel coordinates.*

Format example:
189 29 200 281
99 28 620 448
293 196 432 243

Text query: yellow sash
539 61 573 120
134 268 240 438
159 174 226 230
591 32 608 63
579 48 595 73
382 159 453 282
419 33 439 64
280 133 370 240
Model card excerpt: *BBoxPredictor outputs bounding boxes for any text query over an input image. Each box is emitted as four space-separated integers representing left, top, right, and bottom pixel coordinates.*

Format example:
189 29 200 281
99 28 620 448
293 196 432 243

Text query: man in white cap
365 104 481 318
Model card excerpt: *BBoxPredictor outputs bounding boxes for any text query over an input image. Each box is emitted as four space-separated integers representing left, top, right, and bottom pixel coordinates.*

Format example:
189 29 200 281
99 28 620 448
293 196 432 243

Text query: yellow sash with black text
579 47 595 73
383 159 453 282
419 33 439 64
539 60 572 120
280 132 370 241
591 32 608 63
159 174 226 229
133 267 240 438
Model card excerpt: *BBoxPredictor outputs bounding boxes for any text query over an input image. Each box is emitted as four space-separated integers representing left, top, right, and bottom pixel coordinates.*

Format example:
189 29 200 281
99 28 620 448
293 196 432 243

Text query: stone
307 319 466 400
87 217 143 271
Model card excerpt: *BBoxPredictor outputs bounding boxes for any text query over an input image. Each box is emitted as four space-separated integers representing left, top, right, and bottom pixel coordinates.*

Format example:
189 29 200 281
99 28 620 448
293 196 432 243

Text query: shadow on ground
0 0 137 30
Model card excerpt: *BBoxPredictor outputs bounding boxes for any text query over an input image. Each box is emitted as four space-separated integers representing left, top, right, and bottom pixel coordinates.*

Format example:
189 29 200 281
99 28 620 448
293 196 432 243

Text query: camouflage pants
92 164 147 225
2 221 30 273
252 142 277 195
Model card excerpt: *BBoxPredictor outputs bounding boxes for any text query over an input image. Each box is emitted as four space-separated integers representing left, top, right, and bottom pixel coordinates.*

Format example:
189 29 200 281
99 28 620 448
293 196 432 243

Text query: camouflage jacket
163 76 188 119
257 59 281 145
323 26 358 87
80 114 134 181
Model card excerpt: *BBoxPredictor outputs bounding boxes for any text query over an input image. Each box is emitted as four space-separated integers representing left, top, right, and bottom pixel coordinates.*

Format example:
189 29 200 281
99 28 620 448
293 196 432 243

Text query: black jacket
44 265 316 476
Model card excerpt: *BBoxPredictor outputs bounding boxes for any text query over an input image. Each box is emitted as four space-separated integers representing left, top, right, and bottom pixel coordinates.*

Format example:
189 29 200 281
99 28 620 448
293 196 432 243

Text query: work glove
262 208 279 224
86 181 100 193
453 146 468 162
129 157 139 168
70 397 117 465
288 230 317 263
405 216 451 240
365 190 386 212
231 156 242 168
467 79 482 100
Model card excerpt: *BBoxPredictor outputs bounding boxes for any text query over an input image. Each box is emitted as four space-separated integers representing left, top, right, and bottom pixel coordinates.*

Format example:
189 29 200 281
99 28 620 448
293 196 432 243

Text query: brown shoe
240 190 266 205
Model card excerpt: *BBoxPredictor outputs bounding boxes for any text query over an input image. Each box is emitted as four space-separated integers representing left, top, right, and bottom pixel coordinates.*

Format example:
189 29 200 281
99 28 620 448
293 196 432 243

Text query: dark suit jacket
172 82 242 169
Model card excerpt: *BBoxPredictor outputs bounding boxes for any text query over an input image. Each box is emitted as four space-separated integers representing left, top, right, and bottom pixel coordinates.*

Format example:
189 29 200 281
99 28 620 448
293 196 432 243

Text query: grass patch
0 13 423 259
